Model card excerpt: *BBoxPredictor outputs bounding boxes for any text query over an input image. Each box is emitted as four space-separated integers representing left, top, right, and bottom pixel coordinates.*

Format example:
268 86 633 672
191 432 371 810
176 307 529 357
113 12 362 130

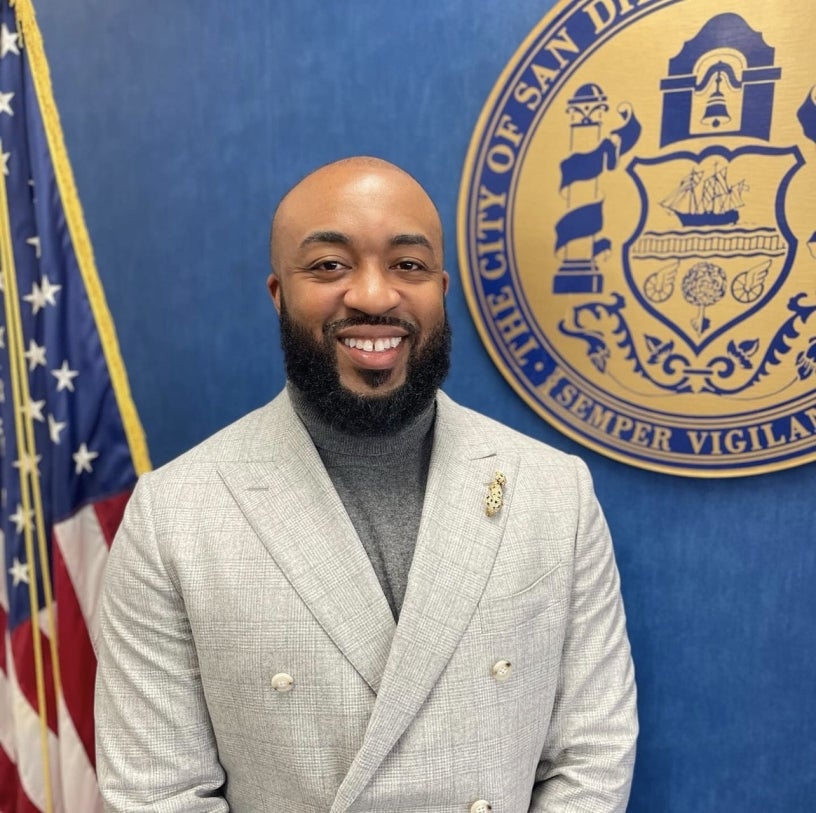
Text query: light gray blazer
95 390 637 812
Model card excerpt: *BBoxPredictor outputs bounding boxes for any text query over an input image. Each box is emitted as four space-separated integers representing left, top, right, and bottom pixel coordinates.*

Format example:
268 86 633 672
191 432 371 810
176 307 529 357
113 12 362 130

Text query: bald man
95 157 637 813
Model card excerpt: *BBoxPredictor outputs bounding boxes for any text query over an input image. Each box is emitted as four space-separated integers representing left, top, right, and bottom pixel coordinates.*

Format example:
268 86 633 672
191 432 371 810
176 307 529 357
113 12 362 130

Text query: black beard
279 299 451 436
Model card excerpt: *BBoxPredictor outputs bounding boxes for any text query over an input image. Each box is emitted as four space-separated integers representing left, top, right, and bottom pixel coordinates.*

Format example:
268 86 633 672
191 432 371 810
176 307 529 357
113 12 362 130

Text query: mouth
341 336 404 353
335 330 409 373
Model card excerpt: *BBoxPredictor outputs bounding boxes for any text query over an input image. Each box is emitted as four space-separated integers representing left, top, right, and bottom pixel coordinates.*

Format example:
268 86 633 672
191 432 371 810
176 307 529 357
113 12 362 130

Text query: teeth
342 336 403 351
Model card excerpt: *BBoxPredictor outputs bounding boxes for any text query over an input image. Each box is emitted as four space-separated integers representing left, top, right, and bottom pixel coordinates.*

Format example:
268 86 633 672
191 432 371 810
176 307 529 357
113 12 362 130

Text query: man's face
268 162 449 399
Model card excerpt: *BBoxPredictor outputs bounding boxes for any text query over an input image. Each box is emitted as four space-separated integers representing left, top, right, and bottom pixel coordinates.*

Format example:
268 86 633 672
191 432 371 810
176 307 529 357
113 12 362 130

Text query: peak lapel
333 395 517 810
218 398 395 694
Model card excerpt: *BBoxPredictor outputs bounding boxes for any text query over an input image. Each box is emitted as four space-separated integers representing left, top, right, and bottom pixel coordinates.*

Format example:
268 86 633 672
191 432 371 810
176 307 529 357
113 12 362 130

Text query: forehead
274 167 442 254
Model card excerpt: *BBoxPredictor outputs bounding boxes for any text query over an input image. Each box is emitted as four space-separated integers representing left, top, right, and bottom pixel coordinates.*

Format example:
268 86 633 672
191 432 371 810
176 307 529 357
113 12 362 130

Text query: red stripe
53 543 97 767
10 622 57 735
0 745 41 813
93 490 132 547
0 605 7 677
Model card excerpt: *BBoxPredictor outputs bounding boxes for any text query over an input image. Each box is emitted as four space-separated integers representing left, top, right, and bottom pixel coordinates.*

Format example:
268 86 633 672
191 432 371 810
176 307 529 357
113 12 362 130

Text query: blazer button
271 672 294 692
491 659 512 682
470 801 492 813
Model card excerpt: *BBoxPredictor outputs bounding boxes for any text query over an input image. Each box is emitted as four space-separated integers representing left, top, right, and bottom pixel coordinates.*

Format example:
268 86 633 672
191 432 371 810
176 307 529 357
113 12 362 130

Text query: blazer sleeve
530 458 638 812
94 474 228 812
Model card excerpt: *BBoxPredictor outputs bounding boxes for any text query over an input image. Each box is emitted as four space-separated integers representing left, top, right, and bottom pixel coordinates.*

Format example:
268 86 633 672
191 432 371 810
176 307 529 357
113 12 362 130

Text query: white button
491 659 512 682
471 801 492 813
271 672 294 692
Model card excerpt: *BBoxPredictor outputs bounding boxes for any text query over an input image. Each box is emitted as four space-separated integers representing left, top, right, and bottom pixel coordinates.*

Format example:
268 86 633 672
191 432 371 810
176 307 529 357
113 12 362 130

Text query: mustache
323 315 418 338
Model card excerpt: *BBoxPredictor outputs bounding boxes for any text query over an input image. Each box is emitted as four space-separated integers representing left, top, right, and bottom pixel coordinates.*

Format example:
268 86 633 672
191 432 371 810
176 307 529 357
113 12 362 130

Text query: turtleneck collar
287 382 437 458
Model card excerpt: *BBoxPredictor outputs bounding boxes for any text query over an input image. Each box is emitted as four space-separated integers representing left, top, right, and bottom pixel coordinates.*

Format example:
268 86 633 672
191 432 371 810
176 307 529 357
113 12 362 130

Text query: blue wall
37 2 816 810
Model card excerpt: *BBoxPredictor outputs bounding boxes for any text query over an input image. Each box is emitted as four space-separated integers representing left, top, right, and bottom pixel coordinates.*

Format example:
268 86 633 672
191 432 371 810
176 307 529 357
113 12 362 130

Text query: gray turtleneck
288 385 435 619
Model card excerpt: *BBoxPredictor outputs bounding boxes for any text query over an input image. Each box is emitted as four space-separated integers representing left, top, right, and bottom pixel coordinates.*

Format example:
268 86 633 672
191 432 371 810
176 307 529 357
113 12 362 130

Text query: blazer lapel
332 393 517 811
218 394 396 695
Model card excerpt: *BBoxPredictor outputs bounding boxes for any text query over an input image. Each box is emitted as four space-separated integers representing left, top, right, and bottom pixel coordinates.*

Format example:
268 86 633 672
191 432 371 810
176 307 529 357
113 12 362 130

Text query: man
95 157 637 812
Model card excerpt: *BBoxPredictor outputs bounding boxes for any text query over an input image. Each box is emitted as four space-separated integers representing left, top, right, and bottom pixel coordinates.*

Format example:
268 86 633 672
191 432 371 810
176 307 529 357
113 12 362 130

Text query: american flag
0 2 150 810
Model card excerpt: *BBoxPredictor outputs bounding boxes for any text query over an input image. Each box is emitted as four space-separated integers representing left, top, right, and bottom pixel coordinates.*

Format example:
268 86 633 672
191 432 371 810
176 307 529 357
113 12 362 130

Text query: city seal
458 0 816 477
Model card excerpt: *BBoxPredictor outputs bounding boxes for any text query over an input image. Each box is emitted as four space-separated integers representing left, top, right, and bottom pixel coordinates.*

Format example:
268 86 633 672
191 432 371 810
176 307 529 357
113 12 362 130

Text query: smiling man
95 157 637 813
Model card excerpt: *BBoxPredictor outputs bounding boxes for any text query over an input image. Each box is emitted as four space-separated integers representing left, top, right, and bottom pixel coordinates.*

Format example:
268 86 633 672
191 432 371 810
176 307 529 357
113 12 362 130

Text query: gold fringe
12 0 152 475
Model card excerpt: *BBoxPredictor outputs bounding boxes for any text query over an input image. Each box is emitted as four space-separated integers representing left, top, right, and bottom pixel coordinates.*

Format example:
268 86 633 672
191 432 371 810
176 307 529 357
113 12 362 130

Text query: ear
442 270 450 295
267 273 282 314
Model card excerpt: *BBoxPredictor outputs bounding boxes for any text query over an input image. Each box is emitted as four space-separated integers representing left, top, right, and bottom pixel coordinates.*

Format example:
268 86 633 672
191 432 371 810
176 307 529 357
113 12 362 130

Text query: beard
279 297 451 436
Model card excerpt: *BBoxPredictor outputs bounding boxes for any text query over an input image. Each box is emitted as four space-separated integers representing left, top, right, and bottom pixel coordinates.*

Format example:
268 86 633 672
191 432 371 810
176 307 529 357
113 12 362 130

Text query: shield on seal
623 144 803 355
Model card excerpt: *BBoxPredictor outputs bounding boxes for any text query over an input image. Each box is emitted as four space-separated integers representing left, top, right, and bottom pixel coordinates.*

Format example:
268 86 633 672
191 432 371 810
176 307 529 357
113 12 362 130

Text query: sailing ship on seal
661 164 748 227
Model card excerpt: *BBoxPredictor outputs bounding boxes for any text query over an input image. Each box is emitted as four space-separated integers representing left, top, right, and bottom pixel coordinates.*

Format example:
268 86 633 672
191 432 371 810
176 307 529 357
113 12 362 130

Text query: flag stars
22 276 60 313
0 140 9 176
9 503 33 534
40 274 61 305
0 24 20 58
9 557 29 587
24 339 46 371
13 452 41 476
26 236 41 259
51 359 78 391
21 398 45 422
48 414 66 444
73 442 99 475
0 90 14 116
23 281 47 313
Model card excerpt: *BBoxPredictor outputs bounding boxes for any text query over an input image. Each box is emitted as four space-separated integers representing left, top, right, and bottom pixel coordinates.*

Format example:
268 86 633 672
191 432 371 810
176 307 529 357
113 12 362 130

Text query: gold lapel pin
485 471 507 517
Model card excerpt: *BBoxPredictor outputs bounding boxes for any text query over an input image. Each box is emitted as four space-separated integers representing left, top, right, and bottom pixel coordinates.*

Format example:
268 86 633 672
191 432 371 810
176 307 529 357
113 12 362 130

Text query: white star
9 503 33 533
24 339 46 371
73 442 99 474
0 91 14 116
23 281 46 313
9 557 29 586
13 451 41 476
21 398 45 422
48 413 67 444
0 325 5 348
0 24 20 58
0 140 8 176
26 236 41 259
51 359 78 392
40 275 61 305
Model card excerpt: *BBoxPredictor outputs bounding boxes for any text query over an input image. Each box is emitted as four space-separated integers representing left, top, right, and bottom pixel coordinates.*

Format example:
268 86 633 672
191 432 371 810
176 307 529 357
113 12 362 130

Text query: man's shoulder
436 390 581 470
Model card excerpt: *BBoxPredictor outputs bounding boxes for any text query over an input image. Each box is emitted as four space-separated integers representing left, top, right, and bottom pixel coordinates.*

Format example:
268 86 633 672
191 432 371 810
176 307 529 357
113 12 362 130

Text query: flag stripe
52 543 96 767
5 645 63 813
93 491 131 548
56 696 103 813
53 505 109 643
0 749 43 813
10 624 56 735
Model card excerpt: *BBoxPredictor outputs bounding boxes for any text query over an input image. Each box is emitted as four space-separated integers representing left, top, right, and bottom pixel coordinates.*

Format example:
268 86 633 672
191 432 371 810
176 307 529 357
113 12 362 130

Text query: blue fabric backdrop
36 1 816 810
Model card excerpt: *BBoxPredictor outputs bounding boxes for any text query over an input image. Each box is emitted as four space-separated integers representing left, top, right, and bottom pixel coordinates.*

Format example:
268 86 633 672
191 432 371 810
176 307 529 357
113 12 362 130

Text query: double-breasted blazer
95 389 637 812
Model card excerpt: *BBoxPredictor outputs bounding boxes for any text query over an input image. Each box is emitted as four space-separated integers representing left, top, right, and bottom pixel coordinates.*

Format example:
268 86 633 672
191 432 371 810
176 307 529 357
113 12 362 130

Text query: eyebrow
390 233 433 250
298 231 434 251
300 230 351 248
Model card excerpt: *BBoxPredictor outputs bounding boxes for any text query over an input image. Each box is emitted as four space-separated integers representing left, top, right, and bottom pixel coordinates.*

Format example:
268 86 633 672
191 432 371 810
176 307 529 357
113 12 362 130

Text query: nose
342 263 400 315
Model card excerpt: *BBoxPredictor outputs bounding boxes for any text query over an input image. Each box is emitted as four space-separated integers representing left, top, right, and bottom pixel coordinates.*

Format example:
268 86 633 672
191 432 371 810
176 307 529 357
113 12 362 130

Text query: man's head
268 157 451 435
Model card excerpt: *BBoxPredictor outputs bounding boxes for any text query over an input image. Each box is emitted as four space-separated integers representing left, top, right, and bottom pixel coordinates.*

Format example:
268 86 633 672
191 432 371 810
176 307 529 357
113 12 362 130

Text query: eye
308 259 347 272
393 259 427 272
